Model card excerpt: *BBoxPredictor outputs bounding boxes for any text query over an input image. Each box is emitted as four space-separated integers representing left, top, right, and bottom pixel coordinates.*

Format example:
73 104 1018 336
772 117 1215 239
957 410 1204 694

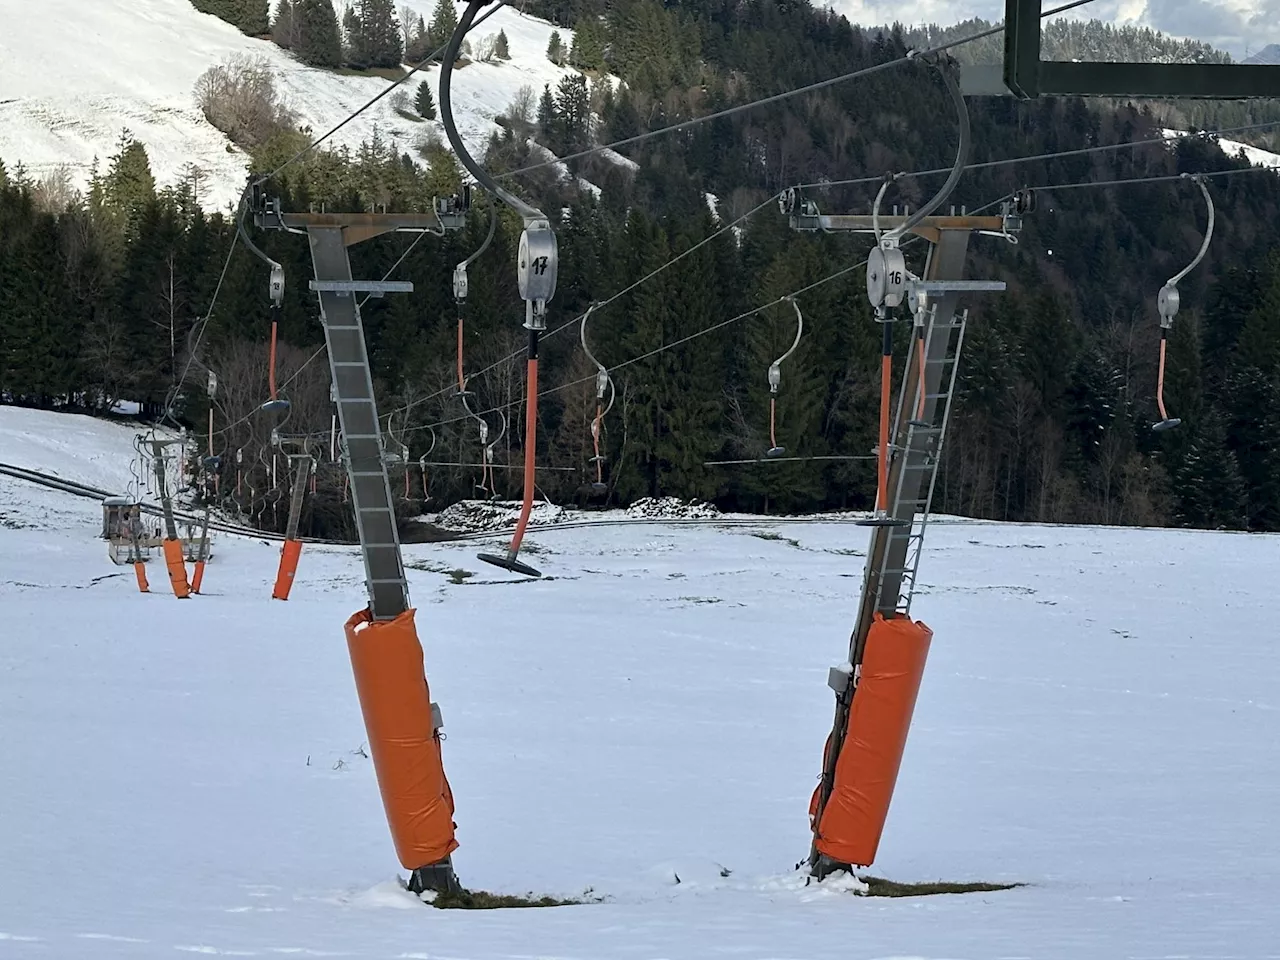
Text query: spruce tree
347 0 403 69
494 28 510 59
536 85 557 146
189 0 239 27
342 4 362 64
272 0 298 48
297 0 342 67
414 80 436 119
607 86 640 141
103 132 157 240
547 30 565 66
237 0 270 34
405 13 429 61
555 73 590 155
1173 409 1247 529
426 0 459 54
569 18 604 72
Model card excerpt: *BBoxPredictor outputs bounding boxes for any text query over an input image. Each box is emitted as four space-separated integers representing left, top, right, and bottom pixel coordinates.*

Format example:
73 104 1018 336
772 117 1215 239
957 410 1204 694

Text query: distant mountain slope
1245 44 1280 65
898 16 1233 65
0 0 580 209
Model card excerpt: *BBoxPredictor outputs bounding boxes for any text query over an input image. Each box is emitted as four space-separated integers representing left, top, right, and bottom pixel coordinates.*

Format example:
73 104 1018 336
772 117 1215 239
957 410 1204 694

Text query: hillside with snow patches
4 1 1280 212
0 0 583 210
2 404 1279 958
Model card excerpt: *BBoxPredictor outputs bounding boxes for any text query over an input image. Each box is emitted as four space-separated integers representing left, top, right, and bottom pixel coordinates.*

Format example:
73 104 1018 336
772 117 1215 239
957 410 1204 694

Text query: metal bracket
909 279 1007 295
309 280 415 297
827 664 851 695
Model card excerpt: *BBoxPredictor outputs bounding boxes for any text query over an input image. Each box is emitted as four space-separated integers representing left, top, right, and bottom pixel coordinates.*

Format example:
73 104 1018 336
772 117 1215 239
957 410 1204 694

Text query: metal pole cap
1157 282 1180 327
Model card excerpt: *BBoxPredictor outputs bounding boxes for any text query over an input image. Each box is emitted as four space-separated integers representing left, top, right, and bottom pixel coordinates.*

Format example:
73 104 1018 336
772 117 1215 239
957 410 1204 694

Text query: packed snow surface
2 404 1279 958
0 0 582 209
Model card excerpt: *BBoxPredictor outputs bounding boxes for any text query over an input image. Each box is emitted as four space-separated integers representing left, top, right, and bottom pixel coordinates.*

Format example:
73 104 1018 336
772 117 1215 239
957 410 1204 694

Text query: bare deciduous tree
507 84 536 126
194 54 298 149
31 165 77 214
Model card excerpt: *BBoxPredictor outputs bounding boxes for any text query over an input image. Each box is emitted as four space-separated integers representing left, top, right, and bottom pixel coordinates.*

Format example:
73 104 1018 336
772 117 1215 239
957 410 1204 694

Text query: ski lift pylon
453 200 498 399
859 55 969 528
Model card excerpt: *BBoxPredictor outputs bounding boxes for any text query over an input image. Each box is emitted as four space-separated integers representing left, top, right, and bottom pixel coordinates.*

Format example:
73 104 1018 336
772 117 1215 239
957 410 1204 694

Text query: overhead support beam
788 213 1008 244
253 195 470 243
1035 62 1280 99
1002 0 1041 100
978 0 1280 100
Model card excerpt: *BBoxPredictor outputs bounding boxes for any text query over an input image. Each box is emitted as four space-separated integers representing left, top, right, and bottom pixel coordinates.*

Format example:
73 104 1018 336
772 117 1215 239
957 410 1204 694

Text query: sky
831 0 1277 59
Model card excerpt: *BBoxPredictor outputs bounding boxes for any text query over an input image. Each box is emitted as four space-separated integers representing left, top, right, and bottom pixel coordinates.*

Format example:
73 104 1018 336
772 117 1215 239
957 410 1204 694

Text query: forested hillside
3 0 1280 536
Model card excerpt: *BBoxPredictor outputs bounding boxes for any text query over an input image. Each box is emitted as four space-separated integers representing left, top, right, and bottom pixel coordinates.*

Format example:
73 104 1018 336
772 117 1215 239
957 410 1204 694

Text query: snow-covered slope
0 0 581 210
1164 128 1280 170
2 404 1279 958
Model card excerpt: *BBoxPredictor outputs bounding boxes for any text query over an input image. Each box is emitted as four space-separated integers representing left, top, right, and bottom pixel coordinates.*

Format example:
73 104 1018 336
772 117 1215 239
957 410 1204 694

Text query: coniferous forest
5 0 1280 538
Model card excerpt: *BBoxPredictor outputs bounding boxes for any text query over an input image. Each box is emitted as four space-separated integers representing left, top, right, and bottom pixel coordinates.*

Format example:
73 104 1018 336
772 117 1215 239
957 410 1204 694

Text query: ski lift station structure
224 0 1280 902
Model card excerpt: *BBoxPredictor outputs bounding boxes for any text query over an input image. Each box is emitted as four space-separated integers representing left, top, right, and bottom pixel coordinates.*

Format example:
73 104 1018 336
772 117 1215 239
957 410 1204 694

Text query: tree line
6 0 1280 538
264 0 510 70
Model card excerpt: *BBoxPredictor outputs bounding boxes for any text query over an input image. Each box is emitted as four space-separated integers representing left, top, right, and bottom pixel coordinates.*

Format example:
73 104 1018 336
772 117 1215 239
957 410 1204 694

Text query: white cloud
826 0 1276 59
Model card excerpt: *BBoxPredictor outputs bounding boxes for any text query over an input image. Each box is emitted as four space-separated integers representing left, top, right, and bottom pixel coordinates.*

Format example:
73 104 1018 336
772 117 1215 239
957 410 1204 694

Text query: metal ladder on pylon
873 307 967 617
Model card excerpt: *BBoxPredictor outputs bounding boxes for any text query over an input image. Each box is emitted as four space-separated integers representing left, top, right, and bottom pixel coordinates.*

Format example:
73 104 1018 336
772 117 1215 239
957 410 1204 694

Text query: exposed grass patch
404 559 451 574
334 65 409 81
401 522 462 544
430 888 586 909
859 876 1024 898
447 568 474 584
751 531 801 548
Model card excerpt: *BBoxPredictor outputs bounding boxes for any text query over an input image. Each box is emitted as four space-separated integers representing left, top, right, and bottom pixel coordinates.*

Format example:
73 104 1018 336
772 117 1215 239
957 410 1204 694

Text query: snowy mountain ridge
0 0 582 210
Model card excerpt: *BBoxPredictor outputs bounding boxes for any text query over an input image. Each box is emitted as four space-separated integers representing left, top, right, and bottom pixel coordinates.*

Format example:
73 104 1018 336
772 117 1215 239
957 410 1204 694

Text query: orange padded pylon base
133 562 150 593
345 607 458 870
812 614 932 867
162 538 190 599
191 560 206 594
271 539 303 601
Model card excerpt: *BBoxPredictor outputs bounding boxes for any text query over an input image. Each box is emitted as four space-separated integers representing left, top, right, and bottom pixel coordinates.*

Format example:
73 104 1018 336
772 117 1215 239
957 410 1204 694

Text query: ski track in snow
0 0 590 209
1 404 1279 959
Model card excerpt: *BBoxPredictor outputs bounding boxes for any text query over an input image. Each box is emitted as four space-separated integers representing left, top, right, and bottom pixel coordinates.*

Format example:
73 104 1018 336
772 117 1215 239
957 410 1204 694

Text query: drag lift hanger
441 0 558 578
1153 173 1214 433
418 426 438 501
765 298 804 458
237 204 291 414
579 302 616 494
454 199 497 398
461 393 506 498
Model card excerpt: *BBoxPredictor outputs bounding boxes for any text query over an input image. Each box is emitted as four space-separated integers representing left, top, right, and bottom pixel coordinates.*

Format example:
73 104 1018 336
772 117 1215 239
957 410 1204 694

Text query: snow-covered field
2 404 1279 958
0 0 581 209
